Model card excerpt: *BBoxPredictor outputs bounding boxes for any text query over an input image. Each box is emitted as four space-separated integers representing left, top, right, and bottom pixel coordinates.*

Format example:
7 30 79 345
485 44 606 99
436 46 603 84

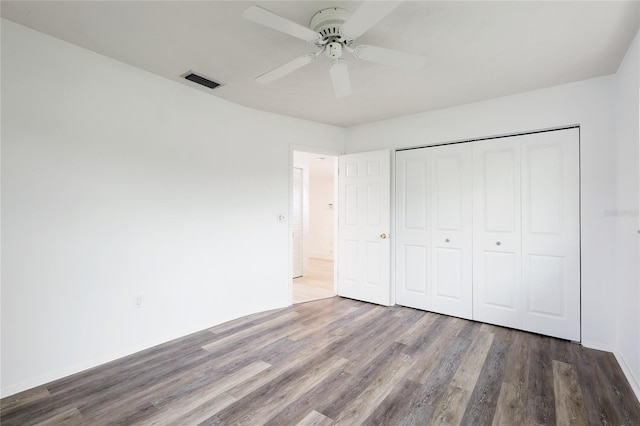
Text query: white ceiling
2 1 638 127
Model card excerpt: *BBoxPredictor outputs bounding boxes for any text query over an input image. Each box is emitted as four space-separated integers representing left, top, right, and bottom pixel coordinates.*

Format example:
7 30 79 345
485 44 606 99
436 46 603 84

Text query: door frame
289 145 341 305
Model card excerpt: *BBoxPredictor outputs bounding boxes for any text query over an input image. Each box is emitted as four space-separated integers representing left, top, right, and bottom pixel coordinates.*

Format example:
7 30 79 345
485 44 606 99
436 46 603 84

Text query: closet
395 128 580 341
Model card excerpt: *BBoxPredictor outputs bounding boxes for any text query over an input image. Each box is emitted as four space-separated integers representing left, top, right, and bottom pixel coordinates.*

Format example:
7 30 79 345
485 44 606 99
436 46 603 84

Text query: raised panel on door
521 128 580 341
395 150 430 310
338 150 391 306
473 140 522 329
430 144 473 319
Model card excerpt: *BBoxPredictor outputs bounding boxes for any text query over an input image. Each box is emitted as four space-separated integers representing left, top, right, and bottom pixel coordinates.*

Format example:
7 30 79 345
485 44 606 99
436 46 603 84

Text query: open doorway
292 151 337 303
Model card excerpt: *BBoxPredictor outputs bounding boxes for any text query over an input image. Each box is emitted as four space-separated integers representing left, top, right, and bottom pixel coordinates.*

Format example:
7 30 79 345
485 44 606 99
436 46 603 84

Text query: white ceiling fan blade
353 45 426 70
256 54 317 84
340 2 402 39
243 6 320 43
329 59 351 98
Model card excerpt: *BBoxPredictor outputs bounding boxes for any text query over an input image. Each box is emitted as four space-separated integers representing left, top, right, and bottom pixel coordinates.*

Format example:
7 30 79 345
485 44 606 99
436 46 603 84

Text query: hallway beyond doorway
293 258 335 303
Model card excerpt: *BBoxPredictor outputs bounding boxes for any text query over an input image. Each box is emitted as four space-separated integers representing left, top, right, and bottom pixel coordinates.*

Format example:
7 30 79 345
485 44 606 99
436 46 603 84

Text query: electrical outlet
133 295 143 309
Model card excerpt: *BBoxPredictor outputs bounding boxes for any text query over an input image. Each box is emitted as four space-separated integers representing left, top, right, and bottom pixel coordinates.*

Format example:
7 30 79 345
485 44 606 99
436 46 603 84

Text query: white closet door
521 128 580 341
395 149 431 310
338 150 391 306
472 139 522 329
430 144 473 319
395 144 472 318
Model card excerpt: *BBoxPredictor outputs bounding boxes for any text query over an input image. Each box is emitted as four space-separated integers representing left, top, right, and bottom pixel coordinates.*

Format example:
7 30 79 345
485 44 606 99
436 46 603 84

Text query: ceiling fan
243 2 426 98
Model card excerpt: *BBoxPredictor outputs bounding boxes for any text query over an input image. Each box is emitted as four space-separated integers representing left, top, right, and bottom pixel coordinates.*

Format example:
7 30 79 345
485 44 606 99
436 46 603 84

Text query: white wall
0 20 344 397
614 30 640 398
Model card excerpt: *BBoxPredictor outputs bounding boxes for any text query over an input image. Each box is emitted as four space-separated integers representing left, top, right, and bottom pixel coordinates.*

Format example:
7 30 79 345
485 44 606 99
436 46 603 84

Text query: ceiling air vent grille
182 71 222 90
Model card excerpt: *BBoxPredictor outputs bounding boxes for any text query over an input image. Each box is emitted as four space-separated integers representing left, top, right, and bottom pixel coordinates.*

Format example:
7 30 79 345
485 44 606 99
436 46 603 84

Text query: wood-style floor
2 297 640 425
293 258 335 304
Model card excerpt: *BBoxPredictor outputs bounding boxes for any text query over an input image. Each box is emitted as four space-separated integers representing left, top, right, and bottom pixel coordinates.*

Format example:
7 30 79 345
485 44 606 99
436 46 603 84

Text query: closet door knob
496 241 501 246
380 233 387 240
445 239 450 243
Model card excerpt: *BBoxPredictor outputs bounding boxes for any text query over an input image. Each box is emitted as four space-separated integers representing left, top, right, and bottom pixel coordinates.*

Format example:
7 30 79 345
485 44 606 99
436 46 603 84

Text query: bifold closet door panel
395 144 473 318
472 140 522 330
395 149 431 310
430 144 473 319
521 128 580 341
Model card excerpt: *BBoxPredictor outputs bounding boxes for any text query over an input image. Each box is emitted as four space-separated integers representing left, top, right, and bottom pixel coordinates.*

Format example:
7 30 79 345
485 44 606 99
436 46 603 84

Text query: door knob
380 233 387 240
496 241 501 246
445 239 450 243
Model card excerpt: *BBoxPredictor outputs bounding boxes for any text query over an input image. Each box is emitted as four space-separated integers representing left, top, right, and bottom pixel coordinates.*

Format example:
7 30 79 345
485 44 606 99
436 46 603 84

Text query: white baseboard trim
581 340 640 404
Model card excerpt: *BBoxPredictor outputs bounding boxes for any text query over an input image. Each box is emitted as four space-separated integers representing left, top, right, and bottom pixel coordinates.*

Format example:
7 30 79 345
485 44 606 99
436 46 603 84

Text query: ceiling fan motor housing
310 7 353 46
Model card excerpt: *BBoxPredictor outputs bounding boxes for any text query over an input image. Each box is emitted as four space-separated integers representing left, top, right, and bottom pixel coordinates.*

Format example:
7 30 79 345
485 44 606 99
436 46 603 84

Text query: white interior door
292 167 303 278
430 144 473 319
472 139 522 329
338 150 391 306
520 128 580 341
395 149 431 310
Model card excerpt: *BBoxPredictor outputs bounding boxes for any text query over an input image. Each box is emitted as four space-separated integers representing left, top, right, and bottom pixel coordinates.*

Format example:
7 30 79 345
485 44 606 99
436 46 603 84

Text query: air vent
182 71 222 90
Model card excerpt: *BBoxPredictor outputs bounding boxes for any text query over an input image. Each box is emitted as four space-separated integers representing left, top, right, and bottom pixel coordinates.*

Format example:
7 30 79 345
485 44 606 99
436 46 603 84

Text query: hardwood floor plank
375 335 474 425
33 407 83 426
450 331 494 391
145 360 271 425
162 394 237 426
2 298 640 426
492 333 530 426
595 350 640 424
492 382 526 426
286 306 359 341
363 378 420 425
429 385 471 426
569 344 624 425
411 316 468 384
225 307 389 402
0 386 50 415
501 332 530 391
333 351 414 424
201 311 299 352
263 368 350 426
206 356 349 425
525 335 557 425
296 410 334 426
460 327 512 425
316 341 408 420
553 360 588 425
424 330 495 425
394 310 438 346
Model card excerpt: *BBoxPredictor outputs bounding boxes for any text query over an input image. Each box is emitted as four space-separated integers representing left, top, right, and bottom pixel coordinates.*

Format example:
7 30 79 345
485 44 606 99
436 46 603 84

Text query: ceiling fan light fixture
326 41 343 59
